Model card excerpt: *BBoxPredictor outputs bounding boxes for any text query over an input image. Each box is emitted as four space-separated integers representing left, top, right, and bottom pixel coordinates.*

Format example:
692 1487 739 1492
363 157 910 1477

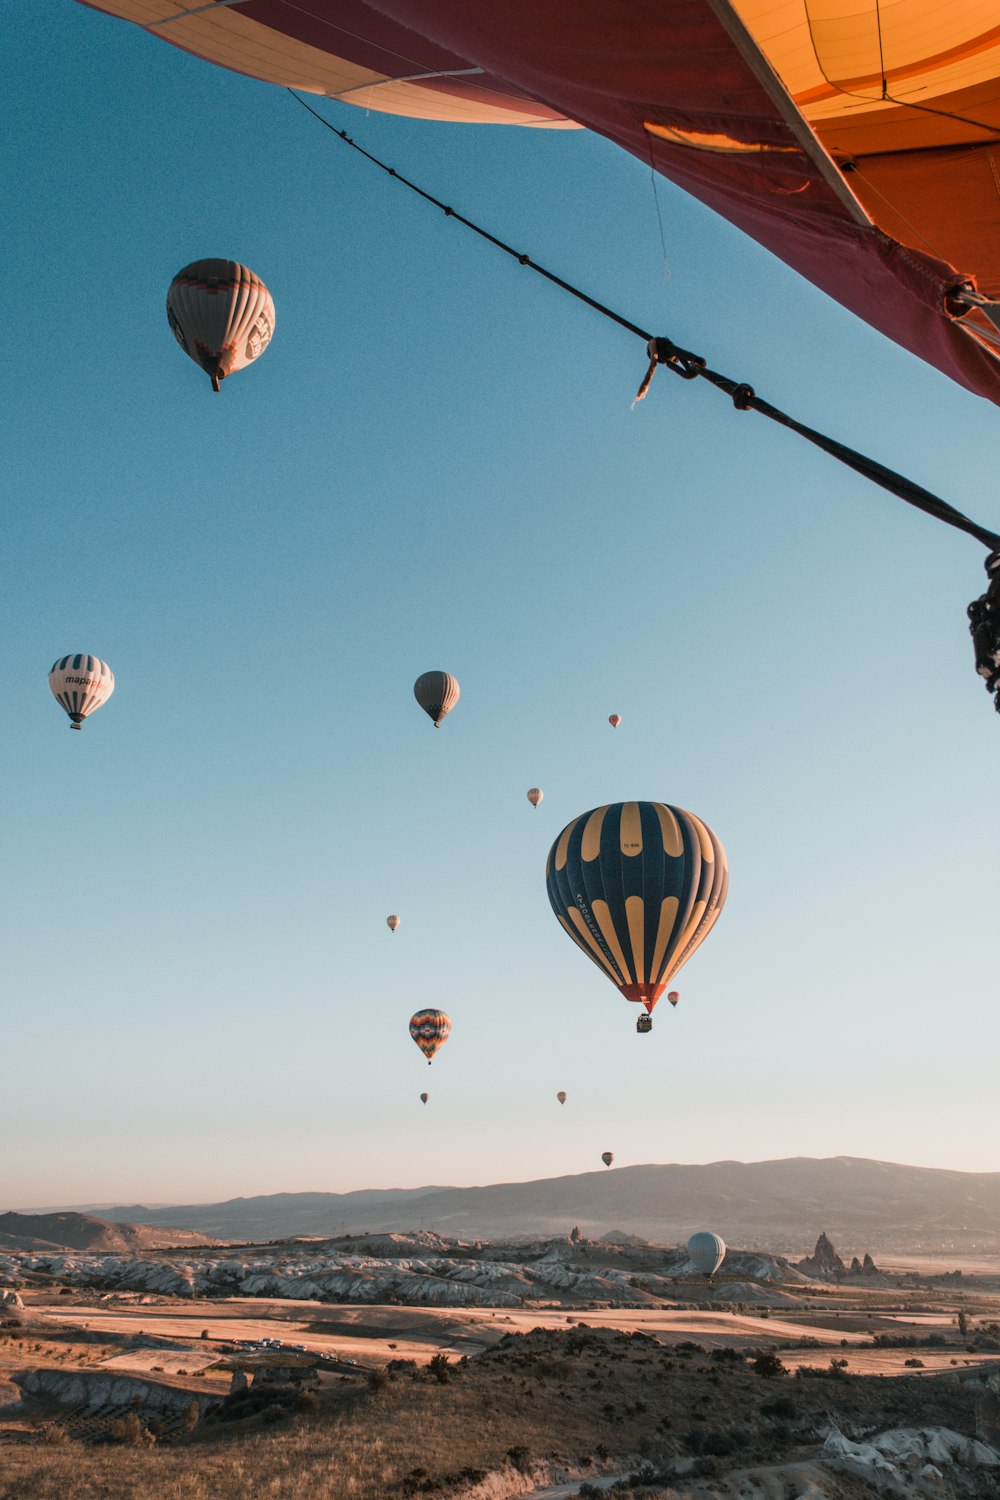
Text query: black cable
288 89 1000 555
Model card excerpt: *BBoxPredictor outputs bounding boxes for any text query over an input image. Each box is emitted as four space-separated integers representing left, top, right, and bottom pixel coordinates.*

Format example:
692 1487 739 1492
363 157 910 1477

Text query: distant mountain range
0 1211 215 1255
25 1157 1000 1256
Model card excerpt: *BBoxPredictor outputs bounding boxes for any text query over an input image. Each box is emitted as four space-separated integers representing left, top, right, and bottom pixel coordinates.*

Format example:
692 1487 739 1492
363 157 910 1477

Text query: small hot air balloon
420 1092 429 1105
667 991 680 1007
414 671 460 727
387 915 400 933
527 788 543 808
48 655 115 730
409 1009 451 1064
546 802 728 1030
601 1151 614 1168
608 714 622 729
556 1091 567 1106
166 259 274 391
687 1231 726 1278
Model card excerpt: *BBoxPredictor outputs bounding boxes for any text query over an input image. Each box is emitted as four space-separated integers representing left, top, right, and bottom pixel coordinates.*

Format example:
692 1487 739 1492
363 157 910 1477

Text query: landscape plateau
3 1157 1000 1498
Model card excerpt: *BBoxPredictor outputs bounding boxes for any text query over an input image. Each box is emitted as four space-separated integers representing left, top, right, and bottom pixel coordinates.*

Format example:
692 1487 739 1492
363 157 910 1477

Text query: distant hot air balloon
556 1091 567 1106
687 1231 726 1278
667 991 680 1007
608 715 621 729
420 1092 429 1105
166 259 274 391
601 1151 614 1168
414 671 460 727
48 655 115 730
387 915 400 933
409 1009 451 1064
546 802 728 1030
527 788 543 808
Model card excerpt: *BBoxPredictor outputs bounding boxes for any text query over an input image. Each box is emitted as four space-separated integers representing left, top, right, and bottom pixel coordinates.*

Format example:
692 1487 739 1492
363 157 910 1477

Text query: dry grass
0 1326 987 1500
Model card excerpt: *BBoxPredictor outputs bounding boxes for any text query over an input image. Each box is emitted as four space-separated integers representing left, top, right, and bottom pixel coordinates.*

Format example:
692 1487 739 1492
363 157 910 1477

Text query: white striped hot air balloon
48 654 115 730
527 788 543 807
166 259 275 391
386 914 400 933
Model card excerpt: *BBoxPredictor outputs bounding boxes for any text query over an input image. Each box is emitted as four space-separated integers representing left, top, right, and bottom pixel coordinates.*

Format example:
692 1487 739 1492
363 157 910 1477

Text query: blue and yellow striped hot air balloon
546 801 727 1028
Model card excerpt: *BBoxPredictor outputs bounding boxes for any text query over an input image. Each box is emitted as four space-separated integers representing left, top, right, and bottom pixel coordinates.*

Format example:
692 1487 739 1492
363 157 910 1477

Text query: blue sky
5 5 999 1210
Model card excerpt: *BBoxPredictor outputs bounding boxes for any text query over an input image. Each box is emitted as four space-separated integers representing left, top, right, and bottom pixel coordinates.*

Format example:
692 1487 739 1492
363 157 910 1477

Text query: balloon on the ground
601 1151 614 1168
667 991 680 1007
414 671 460 727
527 788 543 807
546 801 728 1018
687 1230 726 1277
409 1009 451 1063
420 1092 429 1105
387 914 400 933
48 655 115 730
166 260 274 391
608 714 621 729
556 1091 567 1105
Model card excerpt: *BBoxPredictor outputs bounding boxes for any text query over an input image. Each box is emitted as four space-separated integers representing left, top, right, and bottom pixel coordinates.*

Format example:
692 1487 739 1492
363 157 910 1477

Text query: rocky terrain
0 1229 892 1309
50 1156 1000 1253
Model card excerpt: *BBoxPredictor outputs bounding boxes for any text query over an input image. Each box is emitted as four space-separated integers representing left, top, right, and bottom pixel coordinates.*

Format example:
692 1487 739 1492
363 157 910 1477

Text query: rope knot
732 383 756 410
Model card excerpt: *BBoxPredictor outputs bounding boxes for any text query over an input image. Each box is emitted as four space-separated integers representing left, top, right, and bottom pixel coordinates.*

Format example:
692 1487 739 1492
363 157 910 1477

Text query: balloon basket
636 1014 652 1034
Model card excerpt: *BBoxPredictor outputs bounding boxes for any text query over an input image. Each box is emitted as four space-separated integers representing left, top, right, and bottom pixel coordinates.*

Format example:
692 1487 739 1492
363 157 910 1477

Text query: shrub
506 1445 531 1473
110 1412 144 1447
428 1354 451 1384
761 1396 797 1419
752 1352 786 1379
367 1368 389 1391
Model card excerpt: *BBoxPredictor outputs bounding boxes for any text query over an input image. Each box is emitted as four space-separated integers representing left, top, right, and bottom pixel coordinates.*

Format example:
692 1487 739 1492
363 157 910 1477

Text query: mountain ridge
20 1157 1000 1255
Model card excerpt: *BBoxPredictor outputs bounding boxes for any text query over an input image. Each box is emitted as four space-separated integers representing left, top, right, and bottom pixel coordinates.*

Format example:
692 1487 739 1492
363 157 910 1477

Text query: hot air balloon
420 1092 429 1105
527 788 543 808
601 1151 614 1168
48 655 115 730
687 1231 726 1278
546 802 728 1030
414 672 460 727
556 1091 567 1106
387 915 400 933
166 260 274 391
608 715 621 729
409 1009 451 1063
667 991 680 1007
92 0 1000 408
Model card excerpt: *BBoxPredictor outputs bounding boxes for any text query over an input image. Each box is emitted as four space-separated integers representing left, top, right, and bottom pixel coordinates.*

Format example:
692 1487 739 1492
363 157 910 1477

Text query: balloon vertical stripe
547 802 727 1015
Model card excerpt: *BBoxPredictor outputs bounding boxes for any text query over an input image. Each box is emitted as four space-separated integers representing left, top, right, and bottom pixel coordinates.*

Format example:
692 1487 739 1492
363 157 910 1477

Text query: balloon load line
288 90 1000 715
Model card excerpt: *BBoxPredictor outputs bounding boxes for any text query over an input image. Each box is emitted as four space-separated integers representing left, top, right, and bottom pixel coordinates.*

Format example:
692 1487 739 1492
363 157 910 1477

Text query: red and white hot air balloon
608 714 621 729
167 259 274 391
667 991 680 1007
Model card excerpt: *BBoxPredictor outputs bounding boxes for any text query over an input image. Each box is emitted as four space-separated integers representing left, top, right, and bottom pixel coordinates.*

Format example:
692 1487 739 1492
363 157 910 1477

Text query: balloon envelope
420 1092 429 1105
601 1151 614 1168
387 914 400 932
409 1008 451 1062
667 991 680 1007
687 1231 726 1277
608 715 621 728
527 788 543 807
546 801 728 1015
556 1091 567 1105
48 654 115 729
166 259 274 390
91 0 1000 407
414 671 460 727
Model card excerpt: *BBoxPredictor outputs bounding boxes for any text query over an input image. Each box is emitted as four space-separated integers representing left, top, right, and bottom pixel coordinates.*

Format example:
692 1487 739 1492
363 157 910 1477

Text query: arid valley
2 1164 1000 1499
